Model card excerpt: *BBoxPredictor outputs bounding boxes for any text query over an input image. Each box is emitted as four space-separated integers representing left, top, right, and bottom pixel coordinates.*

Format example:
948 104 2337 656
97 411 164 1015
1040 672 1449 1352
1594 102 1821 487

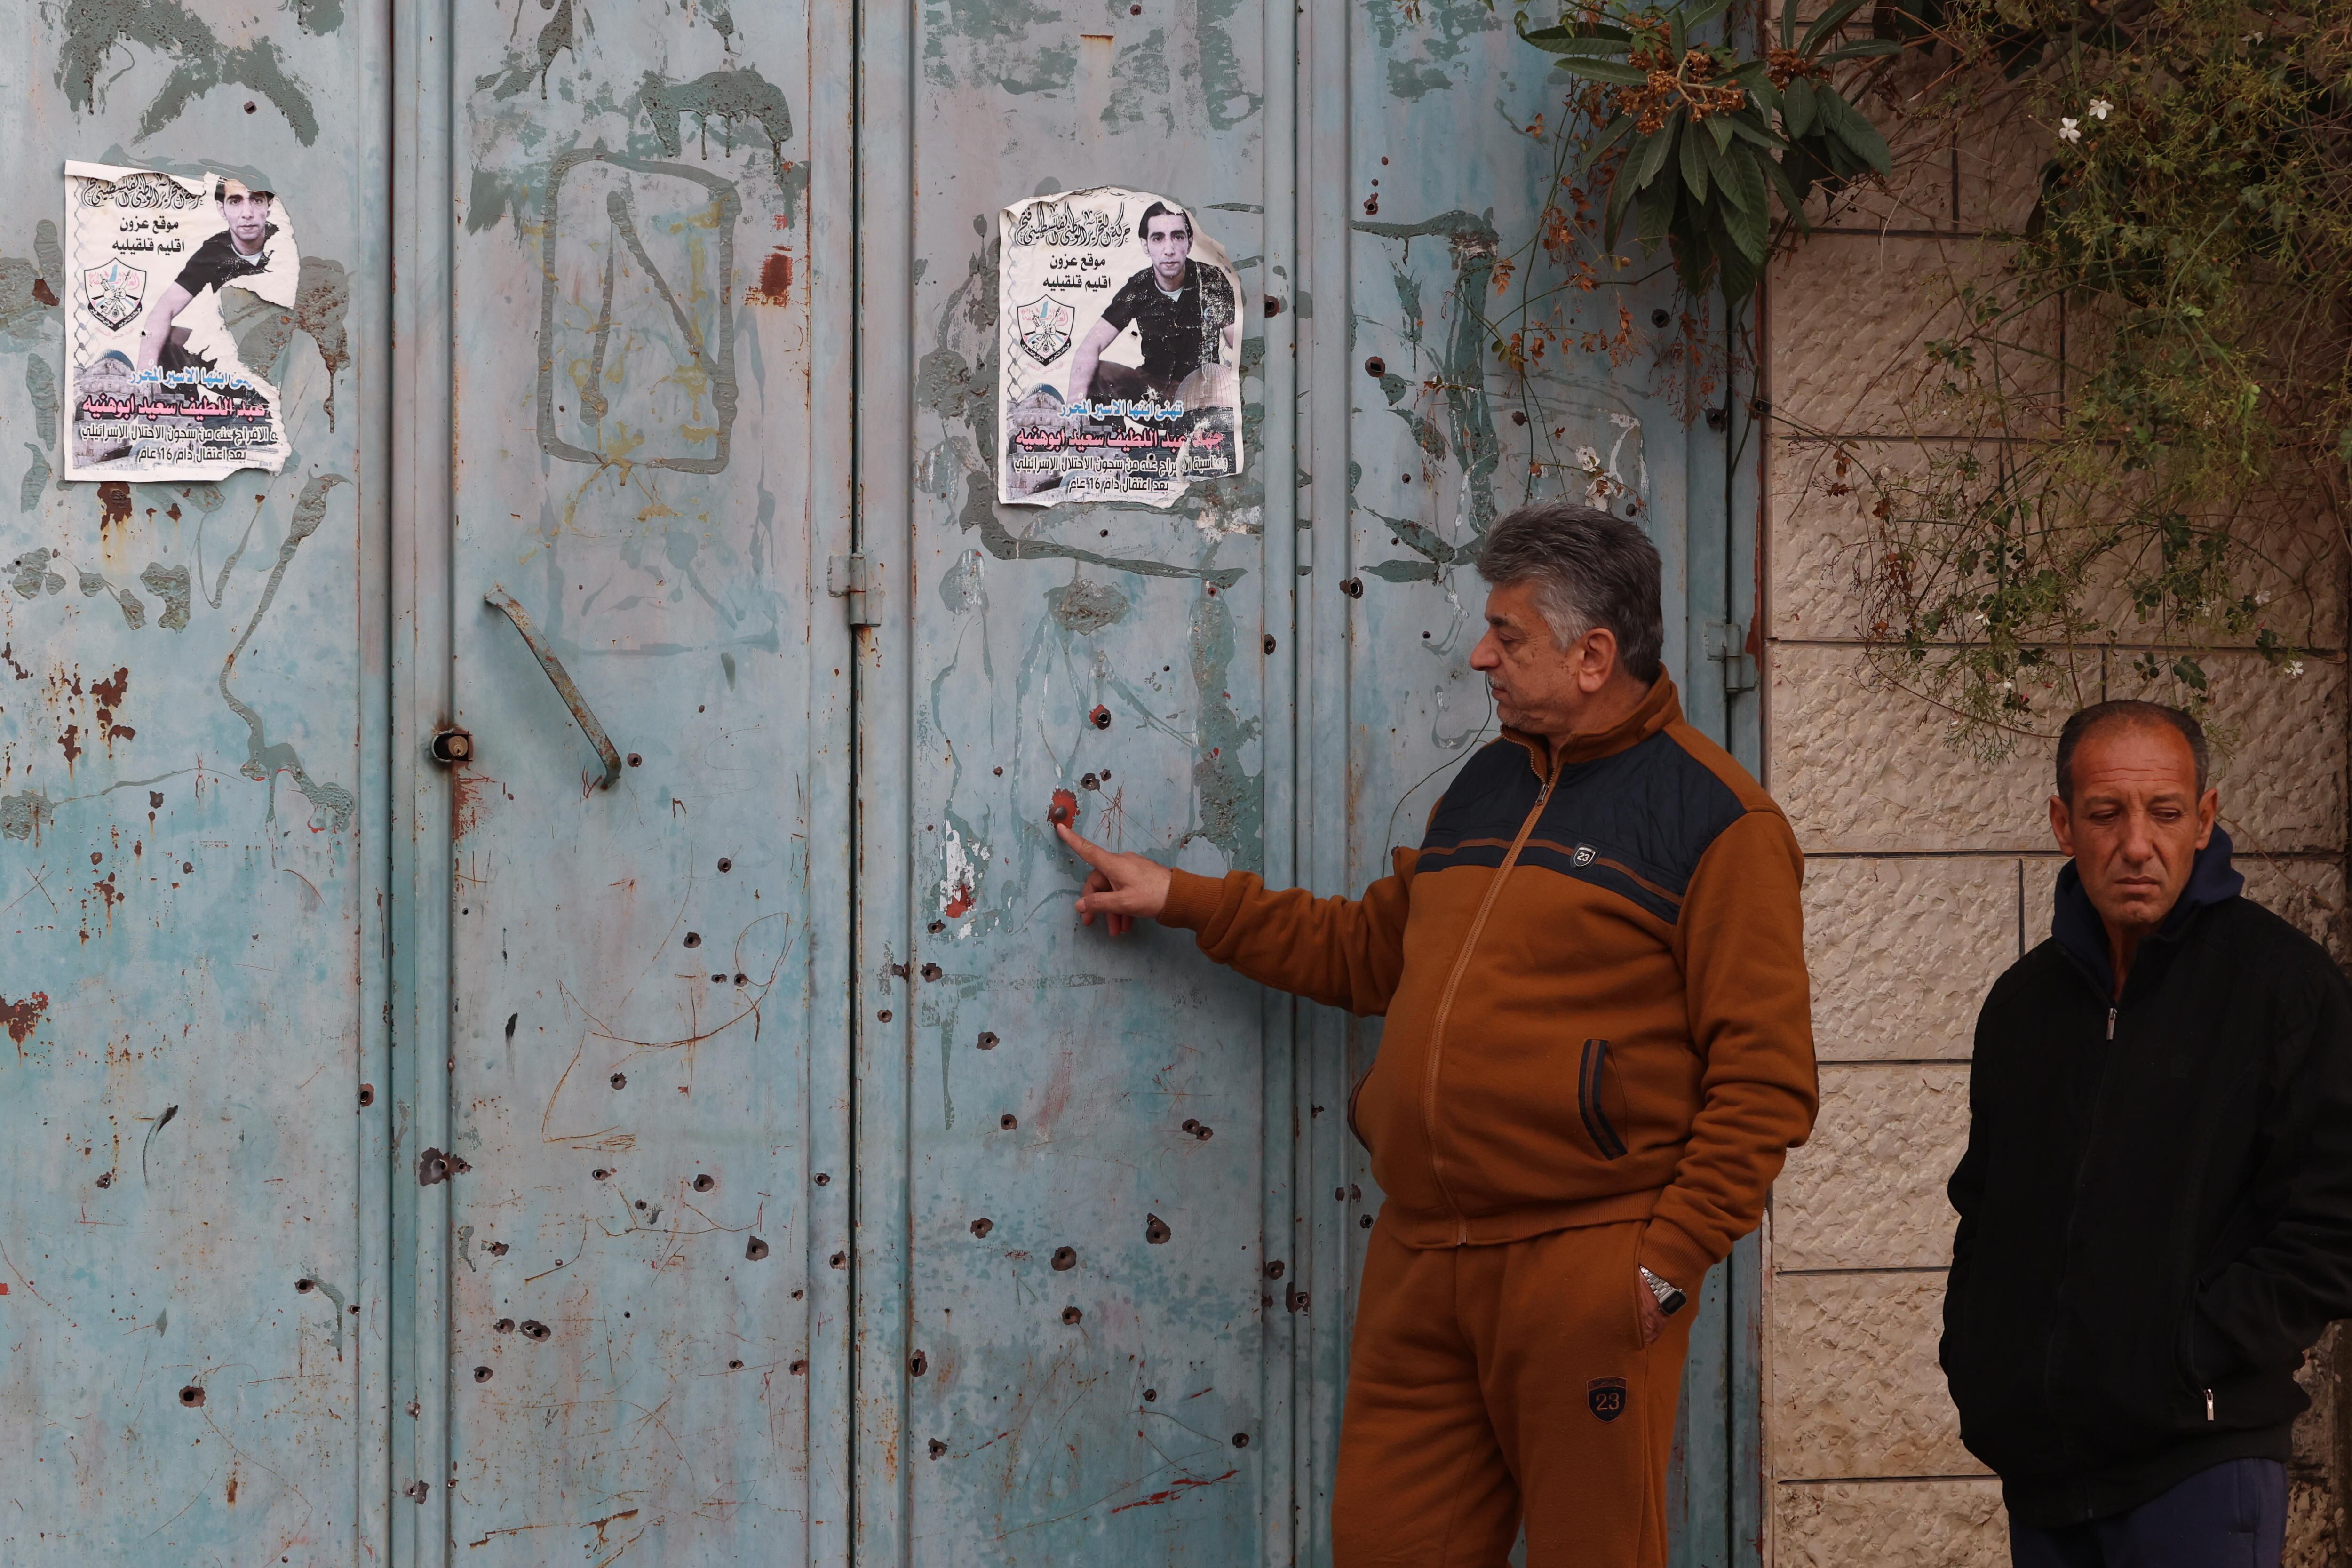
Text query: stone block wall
1757 100 2352 1568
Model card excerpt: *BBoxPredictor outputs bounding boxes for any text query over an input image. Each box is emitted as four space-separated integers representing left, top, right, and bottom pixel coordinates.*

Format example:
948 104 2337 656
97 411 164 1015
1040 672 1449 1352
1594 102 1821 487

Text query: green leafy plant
1517 0 1897 304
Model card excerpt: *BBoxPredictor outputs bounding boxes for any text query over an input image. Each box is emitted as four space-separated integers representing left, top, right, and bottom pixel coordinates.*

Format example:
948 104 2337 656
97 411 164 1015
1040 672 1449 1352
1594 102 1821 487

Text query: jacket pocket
1578 1039 1628 1160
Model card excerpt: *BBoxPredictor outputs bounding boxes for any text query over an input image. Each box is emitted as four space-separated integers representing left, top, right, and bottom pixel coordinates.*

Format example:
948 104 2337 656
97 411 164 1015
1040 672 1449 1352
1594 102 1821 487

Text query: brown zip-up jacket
1160 676 1817 1286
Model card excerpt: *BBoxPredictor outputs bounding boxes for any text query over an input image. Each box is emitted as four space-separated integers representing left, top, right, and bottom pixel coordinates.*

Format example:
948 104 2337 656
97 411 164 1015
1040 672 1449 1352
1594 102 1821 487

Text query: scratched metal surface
0 1 393 1562
437 3 843 1564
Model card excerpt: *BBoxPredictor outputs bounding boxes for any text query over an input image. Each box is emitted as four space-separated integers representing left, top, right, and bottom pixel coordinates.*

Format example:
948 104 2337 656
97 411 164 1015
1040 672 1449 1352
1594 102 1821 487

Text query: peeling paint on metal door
430 3 850 1565
0 3 394 1562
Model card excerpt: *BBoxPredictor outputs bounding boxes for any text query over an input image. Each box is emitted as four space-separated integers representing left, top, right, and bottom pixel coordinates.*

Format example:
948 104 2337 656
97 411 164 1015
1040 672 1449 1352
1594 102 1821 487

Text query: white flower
1585 475 1618 508
2243 29 2264 43
2087 98 2112 120
1574 445 1604 472
2058 118 2082 144
2284 658 2306 678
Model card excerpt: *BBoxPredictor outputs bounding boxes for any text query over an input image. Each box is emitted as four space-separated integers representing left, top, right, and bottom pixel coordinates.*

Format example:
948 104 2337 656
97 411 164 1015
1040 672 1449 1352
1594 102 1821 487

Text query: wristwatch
1640 1266 1687 1318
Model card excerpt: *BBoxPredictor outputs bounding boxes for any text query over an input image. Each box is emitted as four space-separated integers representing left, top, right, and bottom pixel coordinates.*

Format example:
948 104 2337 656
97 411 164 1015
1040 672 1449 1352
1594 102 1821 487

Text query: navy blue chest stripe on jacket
1415 732 1749 926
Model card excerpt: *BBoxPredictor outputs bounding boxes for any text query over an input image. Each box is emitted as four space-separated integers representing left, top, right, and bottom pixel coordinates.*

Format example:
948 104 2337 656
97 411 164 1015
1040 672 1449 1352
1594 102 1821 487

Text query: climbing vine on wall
1514 0 2352 758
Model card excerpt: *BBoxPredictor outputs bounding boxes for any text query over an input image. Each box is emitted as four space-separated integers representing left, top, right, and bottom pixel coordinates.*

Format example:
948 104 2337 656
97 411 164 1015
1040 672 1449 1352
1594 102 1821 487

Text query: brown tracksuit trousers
1333 1218 1693 1568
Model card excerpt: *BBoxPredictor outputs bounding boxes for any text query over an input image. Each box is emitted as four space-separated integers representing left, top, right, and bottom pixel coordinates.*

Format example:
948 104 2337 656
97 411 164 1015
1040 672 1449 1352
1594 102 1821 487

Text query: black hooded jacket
1942 830 2352 1527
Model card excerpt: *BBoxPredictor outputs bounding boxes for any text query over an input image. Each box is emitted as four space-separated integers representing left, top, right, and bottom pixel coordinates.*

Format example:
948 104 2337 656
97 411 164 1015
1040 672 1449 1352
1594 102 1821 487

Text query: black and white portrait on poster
64 160 299 482
999 187 1245 507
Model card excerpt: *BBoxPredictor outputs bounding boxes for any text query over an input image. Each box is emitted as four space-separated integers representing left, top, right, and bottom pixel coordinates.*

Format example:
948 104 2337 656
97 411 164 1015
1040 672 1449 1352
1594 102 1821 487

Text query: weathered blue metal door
856 0 1760 1564
2 0 1753 1563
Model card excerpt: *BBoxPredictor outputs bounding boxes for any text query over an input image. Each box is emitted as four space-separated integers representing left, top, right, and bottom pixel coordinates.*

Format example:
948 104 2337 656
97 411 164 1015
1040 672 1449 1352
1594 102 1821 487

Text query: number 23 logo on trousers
1588 1377 1629 1422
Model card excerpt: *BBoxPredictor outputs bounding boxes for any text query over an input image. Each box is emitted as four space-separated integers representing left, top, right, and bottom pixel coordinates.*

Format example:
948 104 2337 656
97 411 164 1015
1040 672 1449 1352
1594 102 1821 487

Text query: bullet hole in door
920 963 942 981
970 1218 993 1237
1000 1114 1018 1130
930 1438 948 1457
493 1318 515 1333
1050 1246 1077 1271
717 857 732 872
611 1073 626 1090
473 1366 493 1383
693 1173 716 1192
358 1084 375 1107
746 1235 770 1260
1061 1306 1083 1325
683 932 701 948
521 1321 550 1340
179 1385 205 1406
977 1031 999 1050
910 1351 928 1375
295 1278 314 1293
1146 1214 1171 1244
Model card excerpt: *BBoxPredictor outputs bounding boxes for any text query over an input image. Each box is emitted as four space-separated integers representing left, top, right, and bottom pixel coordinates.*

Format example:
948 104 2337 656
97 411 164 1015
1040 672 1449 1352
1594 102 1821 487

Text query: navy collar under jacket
2050 828 2247 998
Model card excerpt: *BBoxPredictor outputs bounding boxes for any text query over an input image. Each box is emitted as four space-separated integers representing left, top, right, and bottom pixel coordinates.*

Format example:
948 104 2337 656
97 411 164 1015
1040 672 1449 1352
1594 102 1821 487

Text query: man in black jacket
1943 700 2352 1566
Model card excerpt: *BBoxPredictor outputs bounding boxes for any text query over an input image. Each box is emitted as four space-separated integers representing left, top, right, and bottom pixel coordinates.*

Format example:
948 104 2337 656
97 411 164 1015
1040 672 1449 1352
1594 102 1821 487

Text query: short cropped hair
2054 700 2209 802
1137 201 1191 241
1475 501 1664 684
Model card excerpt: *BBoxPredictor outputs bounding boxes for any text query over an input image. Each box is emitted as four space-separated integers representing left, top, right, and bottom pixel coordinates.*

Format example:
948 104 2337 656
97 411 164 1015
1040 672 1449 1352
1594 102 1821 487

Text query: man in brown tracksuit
1060 501 1817 1567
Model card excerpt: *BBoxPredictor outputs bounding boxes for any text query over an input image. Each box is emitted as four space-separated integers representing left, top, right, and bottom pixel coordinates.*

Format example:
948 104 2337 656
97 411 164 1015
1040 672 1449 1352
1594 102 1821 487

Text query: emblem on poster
83 260 146 331
62 160 301 482
1014 295 1076 366
996 186 1247 508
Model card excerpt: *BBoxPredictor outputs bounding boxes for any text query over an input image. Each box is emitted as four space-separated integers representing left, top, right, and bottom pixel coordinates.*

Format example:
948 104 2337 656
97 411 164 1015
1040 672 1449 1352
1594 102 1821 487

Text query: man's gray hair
1475 501 1665 684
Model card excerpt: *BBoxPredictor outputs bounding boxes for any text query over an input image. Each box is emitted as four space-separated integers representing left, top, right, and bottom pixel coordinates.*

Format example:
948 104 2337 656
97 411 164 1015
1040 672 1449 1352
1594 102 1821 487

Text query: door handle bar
484 586 624 791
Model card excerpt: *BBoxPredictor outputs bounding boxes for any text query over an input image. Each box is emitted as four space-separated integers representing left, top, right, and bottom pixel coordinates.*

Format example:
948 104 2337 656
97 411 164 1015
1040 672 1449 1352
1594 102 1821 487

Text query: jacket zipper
1419 764 1557 1242
2107 1006 2116 1040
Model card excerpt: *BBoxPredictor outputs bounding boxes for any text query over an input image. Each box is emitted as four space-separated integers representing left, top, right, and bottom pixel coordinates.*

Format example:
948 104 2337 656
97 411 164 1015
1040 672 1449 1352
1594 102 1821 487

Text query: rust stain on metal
0 991 49 1049
1108 1468 1240 1513
96 482 132 531
747 247 793 305
1046 788 1078 828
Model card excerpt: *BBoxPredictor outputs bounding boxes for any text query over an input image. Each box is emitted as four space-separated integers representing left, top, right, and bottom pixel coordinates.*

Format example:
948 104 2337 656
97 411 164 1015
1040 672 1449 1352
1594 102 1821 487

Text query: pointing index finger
1055 821 1114 868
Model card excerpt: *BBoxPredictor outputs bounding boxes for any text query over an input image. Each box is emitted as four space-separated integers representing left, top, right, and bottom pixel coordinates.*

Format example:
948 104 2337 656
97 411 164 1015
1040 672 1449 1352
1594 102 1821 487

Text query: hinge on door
827 553 882 628
1703 619 1758 698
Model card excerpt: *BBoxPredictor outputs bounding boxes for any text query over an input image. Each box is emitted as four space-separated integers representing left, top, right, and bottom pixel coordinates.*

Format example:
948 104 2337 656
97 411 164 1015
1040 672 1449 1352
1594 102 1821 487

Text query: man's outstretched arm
1059 824 1414 1017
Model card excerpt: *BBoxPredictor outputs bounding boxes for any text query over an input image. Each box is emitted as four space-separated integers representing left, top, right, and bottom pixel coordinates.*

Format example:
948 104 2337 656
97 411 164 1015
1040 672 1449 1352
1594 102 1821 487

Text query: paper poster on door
63 161 299 482
999 188 1244 507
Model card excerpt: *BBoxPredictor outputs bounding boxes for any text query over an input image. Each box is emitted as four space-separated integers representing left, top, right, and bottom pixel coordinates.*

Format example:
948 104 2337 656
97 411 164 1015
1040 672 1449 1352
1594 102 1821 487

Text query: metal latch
828 553 882 628
1704 619 1758 698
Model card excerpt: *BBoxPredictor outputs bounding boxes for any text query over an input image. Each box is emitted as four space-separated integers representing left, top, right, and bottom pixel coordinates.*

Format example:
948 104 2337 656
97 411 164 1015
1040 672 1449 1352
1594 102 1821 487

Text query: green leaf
1780 0 1797 48
1523 32 1641 57
1760 140 1811 221
1800 0 1869 53
1554 57 1651 83
1708 114 1734 153
1515 16 1631 48
1723 150 1771 254
1683 0 1732 39
1636 166 1679 247
1727 111 1788 152
1818 38 1904 60
1581 112 1639 171
1782 75 1818 139
1680 120 1713 204
1669 7 1688 58
1707 135 1755 215
1605 152 1639 247
1632 110 1683 191
1716 226 1759 304
1816 88 1893 174
1744 78 1781 123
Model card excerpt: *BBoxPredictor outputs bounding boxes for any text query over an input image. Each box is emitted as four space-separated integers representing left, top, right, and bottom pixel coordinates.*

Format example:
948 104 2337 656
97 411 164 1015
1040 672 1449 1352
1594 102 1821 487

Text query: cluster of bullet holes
1180 1118 1215 1141
522 1320 551 1340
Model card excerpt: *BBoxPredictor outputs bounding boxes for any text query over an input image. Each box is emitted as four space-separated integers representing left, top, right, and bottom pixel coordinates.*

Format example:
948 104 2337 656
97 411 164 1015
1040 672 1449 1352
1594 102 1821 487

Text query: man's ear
2194 787 2219 849
1575 627 1621 693
2049 793 2076 857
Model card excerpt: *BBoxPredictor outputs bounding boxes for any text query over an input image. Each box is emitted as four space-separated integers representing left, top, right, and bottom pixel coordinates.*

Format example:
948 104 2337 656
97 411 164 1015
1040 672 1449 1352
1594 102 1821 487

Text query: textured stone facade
1761 103 2351 1568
